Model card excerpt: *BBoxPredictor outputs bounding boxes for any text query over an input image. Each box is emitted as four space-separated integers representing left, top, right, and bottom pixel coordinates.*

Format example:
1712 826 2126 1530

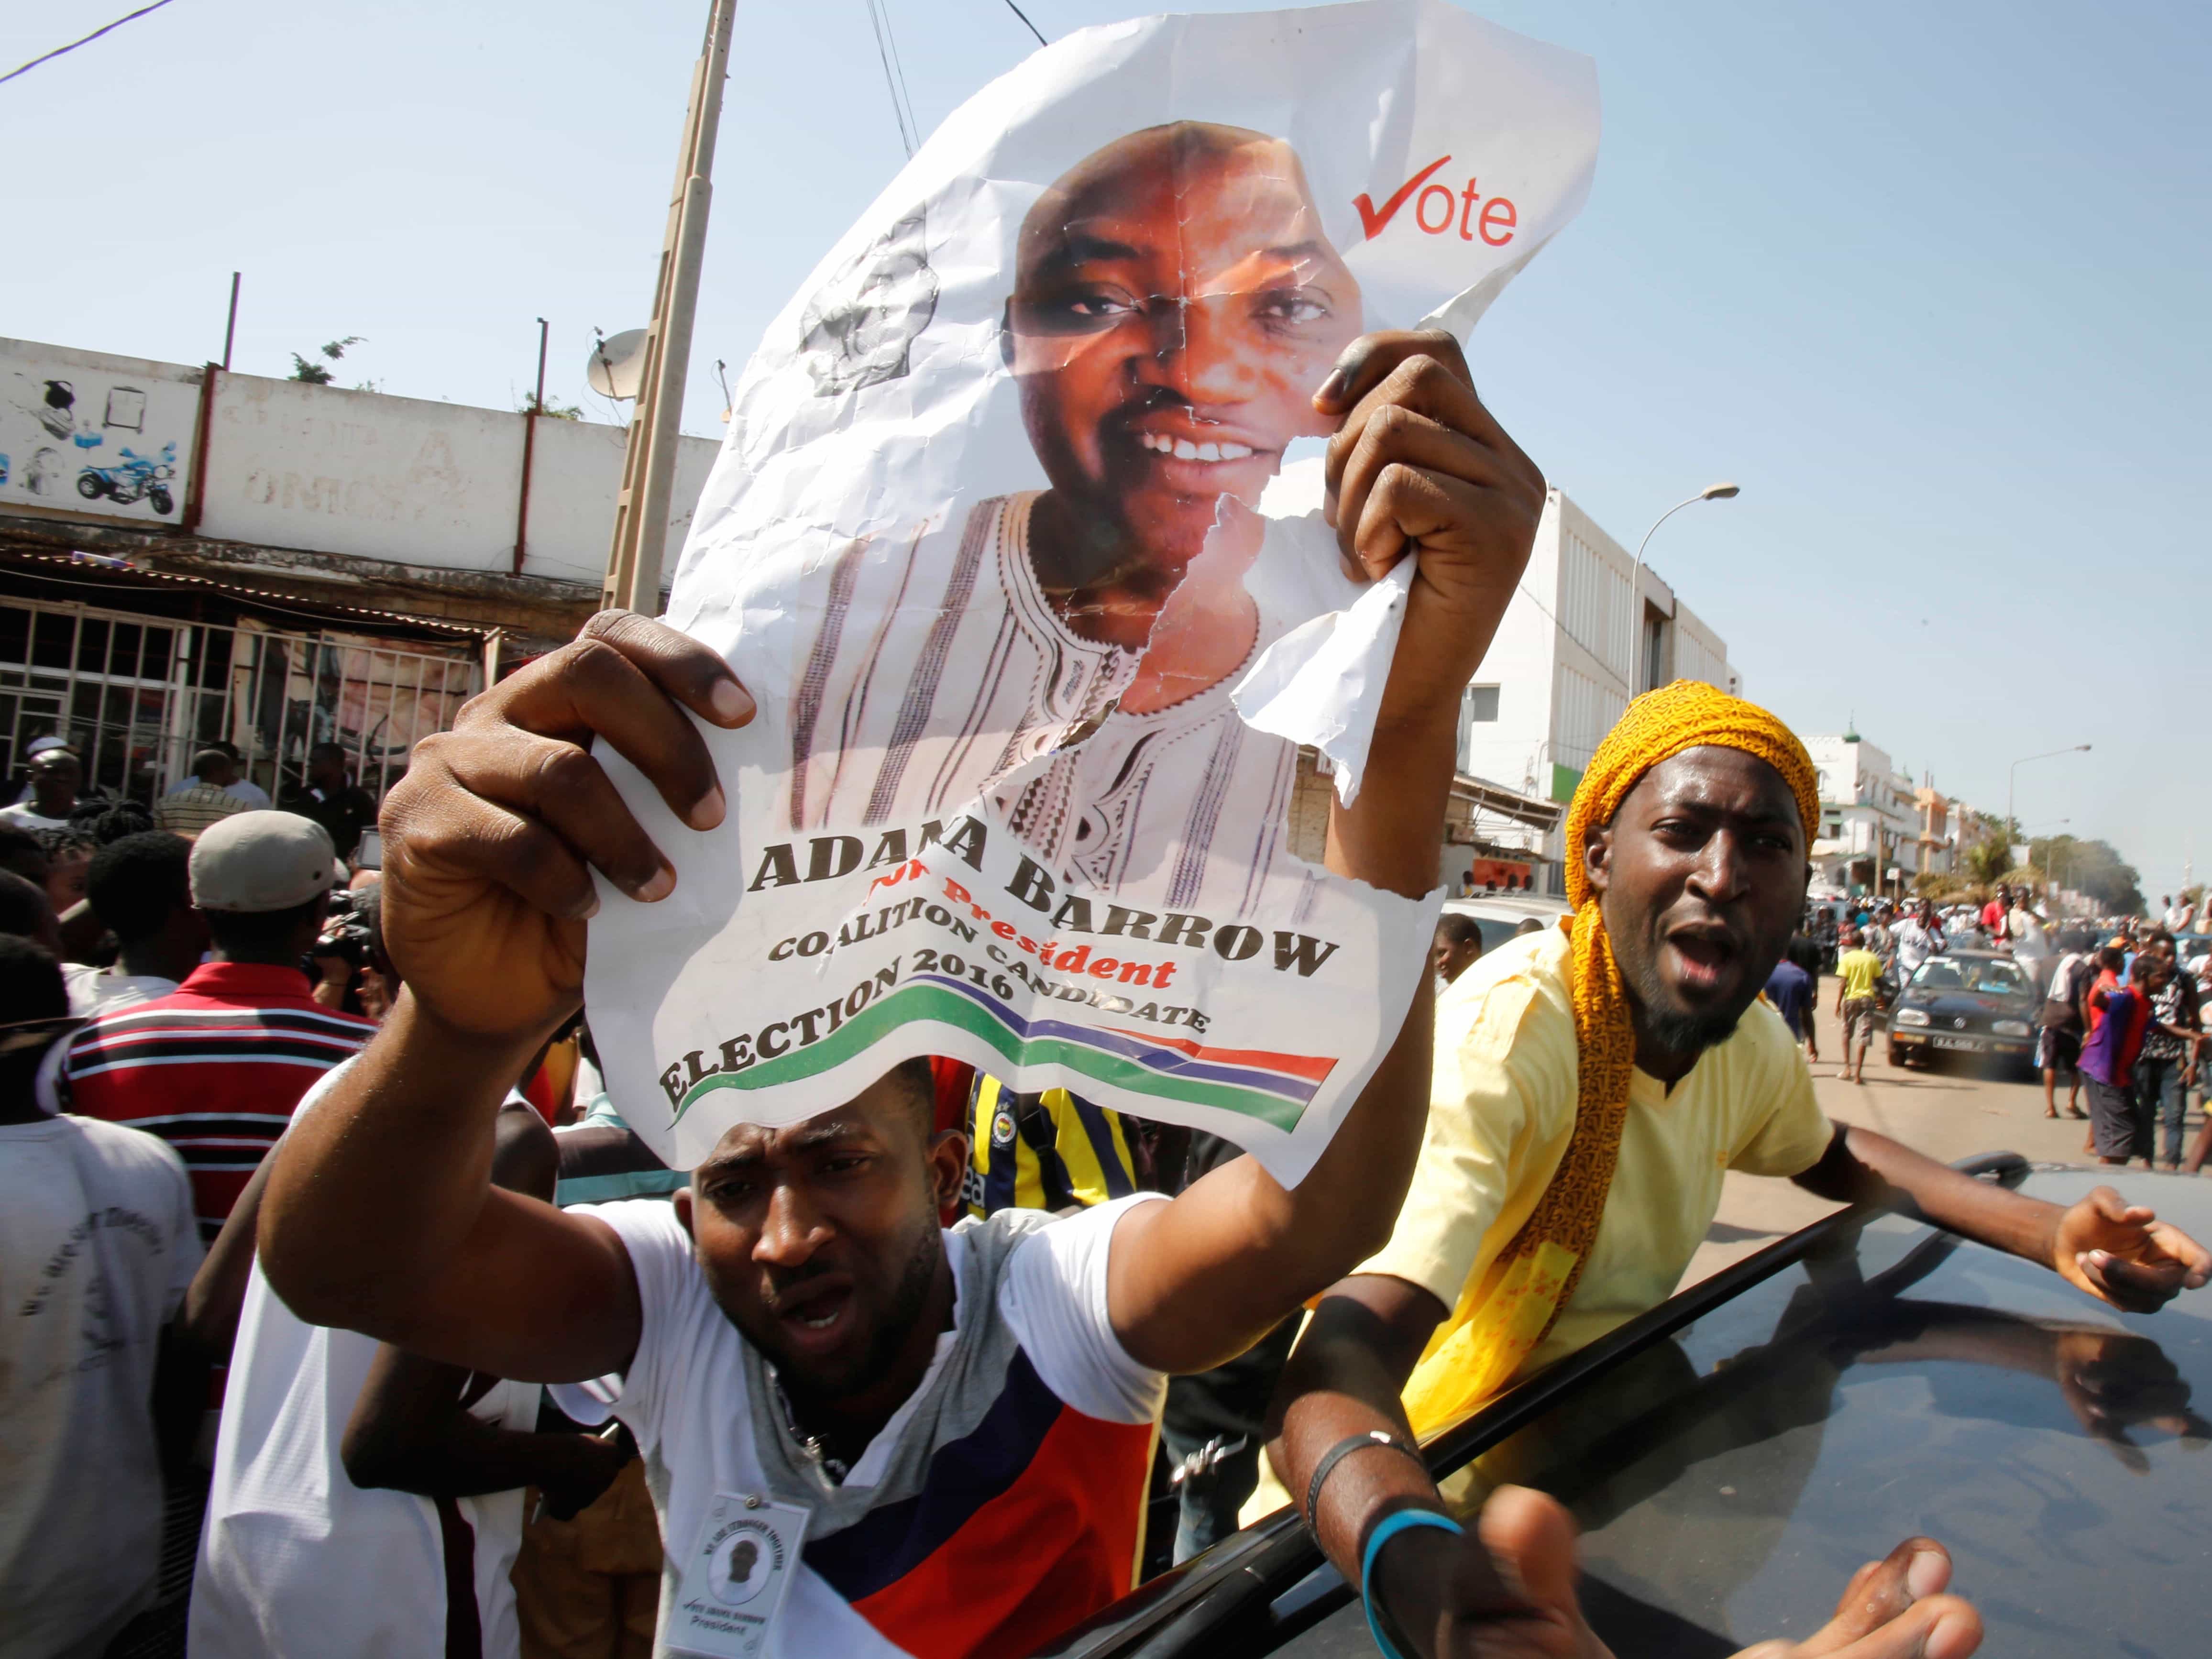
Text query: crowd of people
1771 882 2212 1170
6 337 2209 1659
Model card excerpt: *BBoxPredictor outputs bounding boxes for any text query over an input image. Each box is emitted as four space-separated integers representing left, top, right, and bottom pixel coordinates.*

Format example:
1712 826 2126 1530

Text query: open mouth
1666 927 1741 994
770 1279 854 1341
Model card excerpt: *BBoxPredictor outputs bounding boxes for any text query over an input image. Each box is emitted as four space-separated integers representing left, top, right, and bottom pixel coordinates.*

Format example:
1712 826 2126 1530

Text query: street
1682 976 2205 1289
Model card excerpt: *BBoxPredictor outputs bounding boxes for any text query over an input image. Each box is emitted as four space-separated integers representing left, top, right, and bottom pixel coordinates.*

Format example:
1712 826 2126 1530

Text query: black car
1886 949 2039 1073
1049 1162 2212 1659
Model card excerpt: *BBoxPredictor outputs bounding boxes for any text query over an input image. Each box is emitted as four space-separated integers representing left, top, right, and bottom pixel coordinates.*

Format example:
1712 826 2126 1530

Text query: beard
1618 934 1755 1059
777 1220 943 1404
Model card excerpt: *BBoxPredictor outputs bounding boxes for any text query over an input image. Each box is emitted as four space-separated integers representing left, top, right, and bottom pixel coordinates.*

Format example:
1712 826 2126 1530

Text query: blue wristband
1360 1508 1464 1659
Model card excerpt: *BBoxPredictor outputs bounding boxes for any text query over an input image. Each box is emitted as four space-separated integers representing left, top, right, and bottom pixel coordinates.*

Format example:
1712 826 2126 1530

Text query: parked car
1886 949 2039 1074
1048 1161 2212 1659
1440 891 1572 956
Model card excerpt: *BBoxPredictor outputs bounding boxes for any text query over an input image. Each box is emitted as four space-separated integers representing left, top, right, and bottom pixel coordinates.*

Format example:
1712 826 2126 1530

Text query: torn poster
585 0 1599 1183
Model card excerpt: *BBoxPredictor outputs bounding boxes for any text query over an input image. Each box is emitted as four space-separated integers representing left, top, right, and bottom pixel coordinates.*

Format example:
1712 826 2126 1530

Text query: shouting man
1266 682 2207 1659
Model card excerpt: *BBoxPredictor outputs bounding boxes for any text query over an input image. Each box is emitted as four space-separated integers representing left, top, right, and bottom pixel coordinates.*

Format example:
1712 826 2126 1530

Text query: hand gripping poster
586 0 1599 1183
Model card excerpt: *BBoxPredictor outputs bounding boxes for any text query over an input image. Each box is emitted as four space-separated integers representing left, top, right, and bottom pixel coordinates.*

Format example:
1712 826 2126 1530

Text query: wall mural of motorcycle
1 343 200 522
76 441 178 516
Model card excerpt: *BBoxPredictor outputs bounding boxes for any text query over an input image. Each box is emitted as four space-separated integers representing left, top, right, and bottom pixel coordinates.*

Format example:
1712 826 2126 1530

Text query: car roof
1051 1162 2212 1659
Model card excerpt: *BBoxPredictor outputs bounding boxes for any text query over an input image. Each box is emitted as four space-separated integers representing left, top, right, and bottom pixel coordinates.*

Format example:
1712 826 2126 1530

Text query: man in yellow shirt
1834 924 1886 1083
1266 681 2210 1659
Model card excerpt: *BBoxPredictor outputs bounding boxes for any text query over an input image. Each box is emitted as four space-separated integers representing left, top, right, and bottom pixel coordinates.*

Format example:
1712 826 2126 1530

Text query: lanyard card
669 1491 813 1659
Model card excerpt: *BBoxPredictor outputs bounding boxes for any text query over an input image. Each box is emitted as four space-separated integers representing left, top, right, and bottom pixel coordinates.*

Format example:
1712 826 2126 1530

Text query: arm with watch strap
1266 1273 1985 1659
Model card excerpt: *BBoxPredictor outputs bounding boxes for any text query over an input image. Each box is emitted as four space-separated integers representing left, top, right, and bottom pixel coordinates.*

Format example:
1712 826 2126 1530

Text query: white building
1450 488 1740 892
1804 732 1919 897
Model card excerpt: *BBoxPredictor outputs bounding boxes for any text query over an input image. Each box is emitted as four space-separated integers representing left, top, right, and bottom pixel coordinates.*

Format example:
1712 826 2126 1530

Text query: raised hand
1311 329 1547 729
2053 1186 2212 1312
378 610 752 1043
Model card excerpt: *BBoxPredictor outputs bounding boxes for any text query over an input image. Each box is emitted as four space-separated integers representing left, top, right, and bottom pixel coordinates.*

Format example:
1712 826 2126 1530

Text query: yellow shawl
1401 680 1819 1436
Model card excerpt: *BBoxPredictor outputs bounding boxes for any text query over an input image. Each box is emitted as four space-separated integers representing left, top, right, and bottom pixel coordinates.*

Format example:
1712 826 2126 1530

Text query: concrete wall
1 339 202 527
7 341 720 591
199 373 718 588
1461 491 1568 797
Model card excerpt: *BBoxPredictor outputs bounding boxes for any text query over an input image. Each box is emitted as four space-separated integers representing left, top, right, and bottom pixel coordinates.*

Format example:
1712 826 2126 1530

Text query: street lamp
1630 483 1739 695
2005 745 2091 863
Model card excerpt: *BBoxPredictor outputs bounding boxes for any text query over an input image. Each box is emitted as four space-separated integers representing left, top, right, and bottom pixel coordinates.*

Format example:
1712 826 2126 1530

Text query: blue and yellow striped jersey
963 1073 1138 1219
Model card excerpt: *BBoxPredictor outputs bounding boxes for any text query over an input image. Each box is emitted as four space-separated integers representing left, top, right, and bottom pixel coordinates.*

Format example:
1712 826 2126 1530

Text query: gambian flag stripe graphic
676 973 1333 1131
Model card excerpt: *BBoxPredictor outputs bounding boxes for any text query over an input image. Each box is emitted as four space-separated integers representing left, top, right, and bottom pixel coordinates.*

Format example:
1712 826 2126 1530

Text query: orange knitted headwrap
1400 681 1816 1435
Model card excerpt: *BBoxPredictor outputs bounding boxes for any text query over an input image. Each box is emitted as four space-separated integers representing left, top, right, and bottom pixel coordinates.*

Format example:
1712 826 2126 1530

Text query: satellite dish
586 329 650 400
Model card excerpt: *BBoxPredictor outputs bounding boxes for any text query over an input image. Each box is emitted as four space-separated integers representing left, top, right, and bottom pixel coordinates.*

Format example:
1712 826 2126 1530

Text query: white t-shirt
1892 918 1944 979
40 970 178 1115
595 1192 1166 1659
191 1072 540 1659
0 1114 201 1659
191 1262 538 1657
0 800 71 833
61 963 177 1019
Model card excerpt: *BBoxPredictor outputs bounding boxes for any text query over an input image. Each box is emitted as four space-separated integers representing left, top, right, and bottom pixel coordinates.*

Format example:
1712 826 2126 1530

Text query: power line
861 0 917 155
1 0 177 88
880 0 920 151
1002 0 1046 48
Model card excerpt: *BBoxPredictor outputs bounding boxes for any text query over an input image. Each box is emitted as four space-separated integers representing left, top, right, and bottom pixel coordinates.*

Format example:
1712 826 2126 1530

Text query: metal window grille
0 595 480 812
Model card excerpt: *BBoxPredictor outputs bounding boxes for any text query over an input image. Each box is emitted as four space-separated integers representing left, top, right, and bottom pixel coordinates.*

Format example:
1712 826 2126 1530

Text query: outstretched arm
1104 331 1543 1375
342 1346 630 1517
258 613 757 1382
1792 1123 2212 1312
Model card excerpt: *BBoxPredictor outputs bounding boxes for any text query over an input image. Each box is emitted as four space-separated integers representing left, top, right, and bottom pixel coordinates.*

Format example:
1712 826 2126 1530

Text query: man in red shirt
1979 882 2010 939
61 811 377 1241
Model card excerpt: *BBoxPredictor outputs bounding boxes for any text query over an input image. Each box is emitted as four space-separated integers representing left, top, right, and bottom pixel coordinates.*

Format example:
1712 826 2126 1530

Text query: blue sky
5 0 2206 896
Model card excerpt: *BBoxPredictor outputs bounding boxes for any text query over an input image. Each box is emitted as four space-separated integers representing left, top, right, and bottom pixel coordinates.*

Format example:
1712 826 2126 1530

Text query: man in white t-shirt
255 582 1464 1659
2008 895 2053 991
59 830 205 1017
259 331 2000 1659
1891 899 1946 988
1 740 82 834
190 1097 631 1658
0 936 205 1658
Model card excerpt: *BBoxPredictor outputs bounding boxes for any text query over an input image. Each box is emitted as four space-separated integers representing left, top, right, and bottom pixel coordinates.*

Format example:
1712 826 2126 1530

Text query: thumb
2086 1186 2151 1226
1473 1485 1587 1631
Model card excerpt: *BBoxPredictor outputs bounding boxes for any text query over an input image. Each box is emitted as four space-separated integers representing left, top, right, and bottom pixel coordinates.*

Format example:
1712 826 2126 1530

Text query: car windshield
1909 956 2029 994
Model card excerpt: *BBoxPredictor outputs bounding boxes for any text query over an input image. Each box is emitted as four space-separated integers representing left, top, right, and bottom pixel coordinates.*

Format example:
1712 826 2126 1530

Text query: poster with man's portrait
587 0 1600 1183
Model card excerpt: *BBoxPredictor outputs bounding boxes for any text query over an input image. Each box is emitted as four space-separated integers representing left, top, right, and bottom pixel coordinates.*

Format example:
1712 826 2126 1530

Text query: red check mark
1353 154 1453 241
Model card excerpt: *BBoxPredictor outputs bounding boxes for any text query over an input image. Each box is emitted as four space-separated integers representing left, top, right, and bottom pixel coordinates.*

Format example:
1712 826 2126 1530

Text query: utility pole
603 0 739 615
514 317 550 577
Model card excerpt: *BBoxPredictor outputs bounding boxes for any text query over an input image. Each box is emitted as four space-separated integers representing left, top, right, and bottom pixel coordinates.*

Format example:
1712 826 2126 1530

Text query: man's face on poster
1006 125 1363 577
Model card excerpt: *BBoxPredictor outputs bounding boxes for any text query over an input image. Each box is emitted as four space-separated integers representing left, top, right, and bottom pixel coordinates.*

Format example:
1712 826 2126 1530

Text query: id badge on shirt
668 1491 813 1659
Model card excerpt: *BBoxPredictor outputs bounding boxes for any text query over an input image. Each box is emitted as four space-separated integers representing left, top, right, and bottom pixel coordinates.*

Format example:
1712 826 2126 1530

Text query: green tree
2029 834 2144 915
517 392 583 419
1963 833 2013 886
289 336 365 385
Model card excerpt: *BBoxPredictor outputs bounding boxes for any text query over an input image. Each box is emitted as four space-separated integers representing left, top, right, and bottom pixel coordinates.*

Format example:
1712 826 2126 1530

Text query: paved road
1680 978 2207 1290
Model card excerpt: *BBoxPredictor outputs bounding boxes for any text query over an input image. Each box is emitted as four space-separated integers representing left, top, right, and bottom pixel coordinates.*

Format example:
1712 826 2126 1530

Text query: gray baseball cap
189 810 339 912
